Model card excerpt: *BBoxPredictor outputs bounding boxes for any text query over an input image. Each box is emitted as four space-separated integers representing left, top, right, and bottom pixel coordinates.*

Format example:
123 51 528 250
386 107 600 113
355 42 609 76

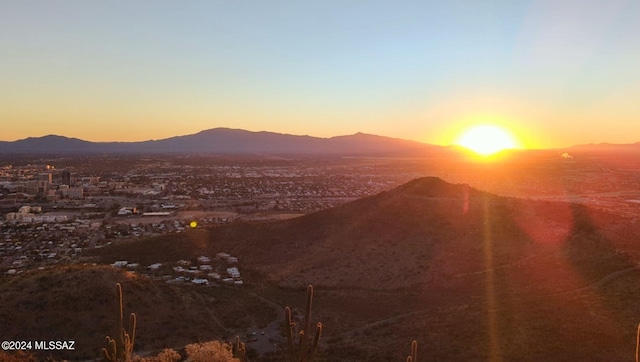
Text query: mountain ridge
0 128 436 155
3 128 639 155
567 141 640 153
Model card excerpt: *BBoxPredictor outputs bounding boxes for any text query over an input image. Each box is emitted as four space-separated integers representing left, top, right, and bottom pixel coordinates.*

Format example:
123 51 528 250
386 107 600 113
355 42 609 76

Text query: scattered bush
185 341 240 362
0 351 37 362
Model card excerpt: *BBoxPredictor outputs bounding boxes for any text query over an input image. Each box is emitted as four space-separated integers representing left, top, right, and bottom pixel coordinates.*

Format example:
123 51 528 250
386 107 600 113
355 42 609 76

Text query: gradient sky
2 0 639 148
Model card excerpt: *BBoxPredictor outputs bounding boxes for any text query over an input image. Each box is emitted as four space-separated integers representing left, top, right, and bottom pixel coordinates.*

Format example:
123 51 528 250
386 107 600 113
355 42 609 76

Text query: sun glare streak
483 195 503 362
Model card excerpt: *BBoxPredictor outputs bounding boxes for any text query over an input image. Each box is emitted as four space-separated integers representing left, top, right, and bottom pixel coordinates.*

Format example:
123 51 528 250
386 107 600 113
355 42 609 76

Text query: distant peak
395 177 474 197
23 134 85 142
330 132 378 139
30 134 66 139
197 127 244 133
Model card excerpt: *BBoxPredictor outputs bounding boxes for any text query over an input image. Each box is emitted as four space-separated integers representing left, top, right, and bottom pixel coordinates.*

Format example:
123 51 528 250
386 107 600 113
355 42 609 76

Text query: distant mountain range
0 128 441 155
2 128 638 155
567 141 640 153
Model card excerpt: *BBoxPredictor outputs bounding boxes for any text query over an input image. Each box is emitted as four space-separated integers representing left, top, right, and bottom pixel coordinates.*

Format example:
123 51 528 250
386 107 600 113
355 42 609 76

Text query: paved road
232 288 286 355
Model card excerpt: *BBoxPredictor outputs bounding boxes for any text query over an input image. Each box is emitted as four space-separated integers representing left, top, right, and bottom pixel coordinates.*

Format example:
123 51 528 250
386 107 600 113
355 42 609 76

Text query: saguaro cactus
234 335 248 362
285 285 322 362
406 340 418 362
636 323 640 362
102 283 137 362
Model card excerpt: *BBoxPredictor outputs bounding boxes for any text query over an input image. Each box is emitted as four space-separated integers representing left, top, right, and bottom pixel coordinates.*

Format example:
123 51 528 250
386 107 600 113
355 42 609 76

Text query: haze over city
2 0 640 148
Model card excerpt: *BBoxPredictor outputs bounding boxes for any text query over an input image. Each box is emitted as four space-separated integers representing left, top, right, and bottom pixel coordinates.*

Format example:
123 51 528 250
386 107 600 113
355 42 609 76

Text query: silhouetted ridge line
0 128 438 155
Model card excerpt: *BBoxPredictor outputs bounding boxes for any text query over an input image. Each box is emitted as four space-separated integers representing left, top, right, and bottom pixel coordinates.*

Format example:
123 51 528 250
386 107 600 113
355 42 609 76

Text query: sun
455 125 518 156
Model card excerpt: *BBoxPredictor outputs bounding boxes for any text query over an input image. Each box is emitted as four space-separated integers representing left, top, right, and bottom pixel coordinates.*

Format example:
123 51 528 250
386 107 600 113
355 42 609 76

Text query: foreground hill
89 177 640 360
0 265 276 360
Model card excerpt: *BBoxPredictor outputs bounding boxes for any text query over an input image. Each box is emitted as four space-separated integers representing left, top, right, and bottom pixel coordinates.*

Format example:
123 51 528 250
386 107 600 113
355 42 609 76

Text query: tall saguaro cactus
406 340 418 362
234 335 248 362
102 283 137 362
285 285 323 362
636 323 640 362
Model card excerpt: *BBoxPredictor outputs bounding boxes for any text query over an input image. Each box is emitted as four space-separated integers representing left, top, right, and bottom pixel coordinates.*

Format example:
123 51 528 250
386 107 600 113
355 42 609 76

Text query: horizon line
1 127 637 151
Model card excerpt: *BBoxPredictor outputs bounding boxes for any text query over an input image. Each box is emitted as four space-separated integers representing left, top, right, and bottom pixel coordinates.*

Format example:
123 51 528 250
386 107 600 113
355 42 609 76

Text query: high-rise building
62 170 71 186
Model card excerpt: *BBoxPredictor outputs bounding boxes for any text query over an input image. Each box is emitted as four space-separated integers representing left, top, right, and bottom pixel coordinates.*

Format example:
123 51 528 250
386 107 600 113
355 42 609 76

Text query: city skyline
2 0 639 148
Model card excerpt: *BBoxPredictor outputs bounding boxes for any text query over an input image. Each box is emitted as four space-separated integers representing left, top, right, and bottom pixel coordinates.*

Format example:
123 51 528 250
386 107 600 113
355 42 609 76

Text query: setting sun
455 125 518 156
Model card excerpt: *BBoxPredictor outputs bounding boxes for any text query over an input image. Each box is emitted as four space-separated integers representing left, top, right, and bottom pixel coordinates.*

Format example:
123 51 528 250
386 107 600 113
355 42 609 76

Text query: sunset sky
2 0 639 148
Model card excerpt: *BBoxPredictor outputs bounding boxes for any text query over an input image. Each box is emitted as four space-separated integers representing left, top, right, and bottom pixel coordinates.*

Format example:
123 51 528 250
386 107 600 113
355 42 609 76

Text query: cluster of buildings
1 218 99 275
110 252 244 286
0 158 404 215
0 156 421 278
1 167 87 202
5 205 68 223
0 207 213 275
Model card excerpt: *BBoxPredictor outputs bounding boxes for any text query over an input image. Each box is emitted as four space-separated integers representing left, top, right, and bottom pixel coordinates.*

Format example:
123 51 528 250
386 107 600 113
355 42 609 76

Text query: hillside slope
0 265 276 360
95 177 638 290
87 177 640 360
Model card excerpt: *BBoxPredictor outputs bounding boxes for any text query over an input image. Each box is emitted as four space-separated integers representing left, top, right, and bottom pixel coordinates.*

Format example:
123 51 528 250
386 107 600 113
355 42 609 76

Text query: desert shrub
156 349 181 362
132 348 181 362
185 341 239 362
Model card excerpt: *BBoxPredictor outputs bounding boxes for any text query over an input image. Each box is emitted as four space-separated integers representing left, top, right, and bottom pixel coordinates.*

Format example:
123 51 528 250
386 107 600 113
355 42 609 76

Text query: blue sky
1 0 639 147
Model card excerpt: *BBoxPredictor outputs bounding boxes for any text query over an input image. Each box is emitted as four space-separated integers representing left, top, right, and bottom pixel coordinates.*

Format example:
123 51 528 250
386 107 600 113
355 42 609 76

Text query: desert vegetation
103 283 137 362
284 285 322 362
406 340 418 362
105 283 248 362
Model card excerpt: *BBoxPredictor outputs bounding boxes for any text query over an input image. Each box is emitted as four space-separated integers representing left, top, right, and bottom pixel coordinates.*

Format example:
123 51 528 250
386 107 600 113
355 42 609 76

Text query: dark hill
94 177 636 290
87 177 640 360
